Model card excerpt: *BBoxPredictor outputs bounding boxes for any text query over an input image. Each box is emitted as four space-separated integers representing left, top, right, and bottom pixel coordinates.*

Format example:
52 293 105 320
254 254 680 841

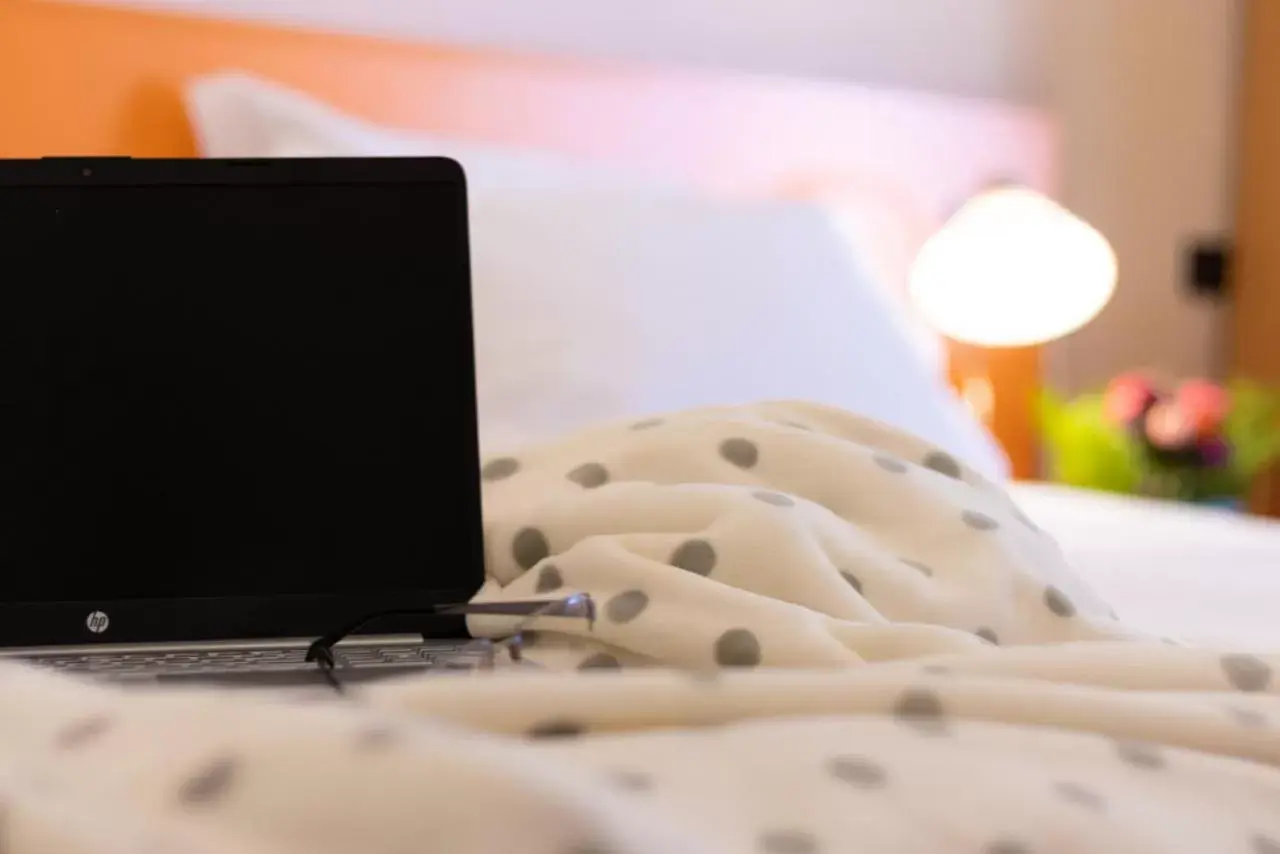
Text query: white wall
1046 1 1242 390
95 0 1244 390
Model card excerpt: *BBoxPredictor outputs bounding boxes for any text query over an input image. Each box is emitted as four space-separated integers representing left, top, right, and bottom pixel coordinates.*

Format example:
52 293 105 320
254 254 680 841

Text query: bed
7 0 1265 651
3 3 1280 853
1012 482 1280 649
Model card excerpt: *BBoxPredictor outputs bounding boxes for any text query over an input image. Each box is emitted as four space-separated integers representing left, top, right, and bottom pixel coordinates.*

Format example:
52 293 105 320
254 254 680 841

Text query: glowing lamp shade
909 187 1117 347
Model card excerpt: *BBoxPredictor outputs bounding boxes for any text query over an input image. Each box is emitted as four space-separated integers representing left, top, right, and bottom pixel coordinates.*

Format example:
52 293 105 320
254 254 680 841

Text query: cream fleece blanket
1 401 1278 854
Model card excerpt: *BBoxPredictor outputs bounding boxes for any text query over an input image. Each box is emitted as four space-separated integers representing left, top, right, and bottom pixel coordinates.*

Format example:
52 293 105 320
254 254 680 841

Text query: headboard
0 0 1056 475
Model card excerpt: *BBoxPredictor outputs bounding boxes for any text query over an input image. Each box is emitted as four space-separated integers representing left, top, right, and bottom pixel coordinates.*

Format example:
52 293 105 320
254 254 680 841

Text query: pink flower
1144 401 1196 451
1177 379 1231 438
1105 373 1157 425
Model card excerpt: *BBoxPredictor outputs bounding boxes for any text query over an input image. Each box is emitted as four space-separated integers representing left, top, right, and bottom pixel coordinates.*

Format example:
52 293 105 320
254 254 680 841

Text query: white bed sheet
1010 481 1280 651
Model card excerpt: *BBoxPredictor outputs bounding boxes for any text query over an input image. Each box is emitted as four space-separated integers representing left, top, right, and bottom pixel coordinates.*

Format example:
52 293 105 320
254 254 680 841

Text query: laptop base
3 636 492 688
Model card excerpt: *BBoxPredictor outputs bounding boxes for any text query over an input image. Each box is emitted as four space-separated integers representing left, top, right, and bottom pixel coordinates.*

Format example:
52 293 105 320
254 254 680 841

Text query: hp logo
85 611 110 634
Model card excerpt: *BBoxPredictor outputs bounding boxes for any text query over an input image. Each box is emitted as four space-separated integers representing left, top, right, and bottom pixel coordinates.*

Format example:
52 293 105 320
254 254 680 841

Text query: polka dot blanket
3 401 1280 854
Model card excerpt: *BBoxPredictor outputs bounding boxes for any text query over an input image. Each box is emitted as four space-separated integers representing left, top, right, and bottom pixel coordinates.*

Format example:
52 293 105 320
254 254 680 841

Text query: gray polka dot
827 755 887 788
56 715 112 749
1053 781 1105 811
922 451 962 479
1222 654 1274 693
753 490 795 507
178 757 238 806
609 770 652 791
535 563 564 593
720 437 760 469
759 830 817 854
566 840 616 854
567 462 610 489
671 539 717 575
901 558 934 577
354 725 397 750
1254 834 1280 854
1114 739 1165 770
605 590 650 624
512 527 550 571
840 571 863 595
481 457 520 481
714 628 762 668
961 510 999 531
873 454 908 473
1044 586 1077 618
922 664 952 676
527 719 587 739
631 417 664 430
986 842 1033 854
893 688 948 735
975 627 1000 645
1229 706 1269 728
578 653 622 671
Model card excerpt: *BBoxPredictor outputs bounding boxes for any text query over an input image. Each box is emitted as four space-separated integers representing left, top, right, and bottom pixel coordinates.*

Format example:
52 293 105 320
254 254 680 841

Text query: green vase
1199 496 1243 511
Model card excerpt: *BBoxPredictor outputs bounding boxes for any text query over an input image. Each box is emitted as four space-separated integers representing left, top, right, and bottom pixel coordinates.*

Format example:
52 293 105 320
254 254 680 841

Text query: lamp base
945 339 1041 480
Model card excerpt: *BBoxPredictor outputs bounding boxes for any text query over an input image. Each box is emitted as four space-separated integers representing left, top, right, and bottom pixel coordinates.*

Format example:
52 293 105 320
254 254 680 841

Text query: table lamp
909 185 1117 479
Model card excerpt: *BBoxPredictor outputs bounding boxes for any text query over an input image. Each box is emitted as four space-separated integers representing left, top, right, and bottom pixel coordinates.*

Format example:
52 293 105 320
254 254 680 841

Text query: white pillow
469 192 1008 480
184 72 1007 479
185 72 677 193
186 71 928 348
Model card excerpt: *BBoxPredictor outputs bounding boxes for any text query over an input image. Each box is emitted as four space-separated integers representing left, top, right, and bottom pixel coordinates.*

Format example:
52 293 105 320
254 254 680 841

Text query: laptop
0 156 497 687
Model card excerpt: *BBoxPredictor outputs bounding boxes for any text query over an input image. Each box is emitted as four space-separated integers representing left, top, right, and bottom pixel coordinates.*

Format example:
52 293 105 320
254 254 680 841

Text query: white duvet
1012 482 1280 651
1 401 1278 854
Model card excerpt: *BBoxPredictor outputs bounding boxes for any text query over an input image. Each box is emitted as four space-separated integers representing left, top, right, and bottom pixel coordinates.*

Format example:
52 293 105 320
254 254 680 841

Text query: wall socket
1186 238 1231 300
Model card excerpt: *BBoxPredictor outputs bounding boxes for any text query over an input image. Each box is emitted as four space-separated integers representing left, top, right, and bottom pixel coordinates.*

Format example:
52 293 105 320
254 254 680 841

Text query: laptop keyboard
20 641 485 677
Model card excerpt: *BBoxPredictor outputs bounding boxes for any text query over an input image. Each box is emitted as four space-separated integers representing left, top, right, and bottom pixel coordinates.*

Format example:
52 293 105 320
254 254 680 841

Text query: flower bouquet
1038 374 1280 506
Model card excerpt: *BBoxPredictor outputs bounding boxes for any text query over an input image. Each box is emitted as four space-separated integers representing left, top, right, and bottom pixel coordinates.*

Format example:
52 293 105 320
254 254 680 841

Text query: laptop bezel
0 157 483 647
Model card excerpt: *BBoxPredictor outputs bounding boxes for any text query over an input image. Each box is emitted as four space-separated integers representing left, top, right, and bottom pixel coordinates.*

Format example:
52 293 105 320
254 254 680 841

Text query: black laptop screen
0 177 481 604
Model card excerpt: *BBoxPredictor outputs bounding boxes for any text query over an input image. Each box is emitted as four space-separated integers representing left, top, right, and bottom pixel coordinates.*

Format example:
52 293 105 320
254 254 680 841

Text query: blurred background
7 0 1280 514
